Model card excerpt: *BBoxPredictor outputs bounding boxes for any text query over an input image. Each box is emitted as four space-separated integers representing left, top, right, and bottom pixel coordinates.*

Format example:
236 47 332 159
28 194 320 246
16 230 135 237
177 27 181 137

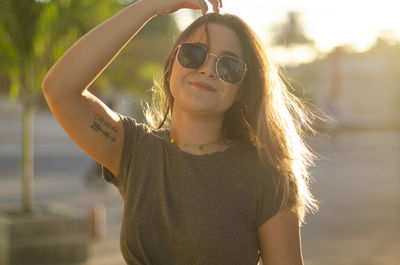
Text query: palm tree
0 0 120 214
1 0 44 214
0 0 180 214
270 11 315 66
272 11 314 48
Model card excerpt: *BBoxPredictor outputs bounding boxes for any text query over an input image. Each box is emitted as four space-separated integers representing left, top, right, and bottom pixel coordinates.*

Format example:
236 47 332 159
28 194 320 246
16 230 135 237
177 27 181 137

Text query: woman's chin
176 101 224 117
173 89 232 116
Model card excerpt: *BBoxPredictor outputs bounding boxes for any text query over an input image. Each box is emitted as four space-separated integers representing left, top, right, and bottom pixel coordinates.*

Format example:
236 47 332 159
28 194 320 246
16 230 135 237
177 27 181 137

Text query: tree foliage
0 0 180 102
0 0 121 102
0 0 180 213
98 13 180 98
271 11 314 47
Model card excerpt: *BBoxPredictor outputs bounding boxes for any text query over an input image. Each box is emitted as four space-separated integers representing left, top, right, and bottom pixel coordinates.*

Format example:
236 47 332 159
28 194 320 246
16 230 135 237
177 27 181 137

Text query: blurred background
0 0 399 264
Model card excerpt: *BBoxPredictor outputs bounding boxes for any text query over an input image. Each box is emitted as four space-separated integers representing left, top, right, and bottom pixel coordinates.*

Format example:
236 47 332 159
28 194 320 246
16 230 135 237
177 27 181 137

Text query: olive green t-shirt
102 113 283 265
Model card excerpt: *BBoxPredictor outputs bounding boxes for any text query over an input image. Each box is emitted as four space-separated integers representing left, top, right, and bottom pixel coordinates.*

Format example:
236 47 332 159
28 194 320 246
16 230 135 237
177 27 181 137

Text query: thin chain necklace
167 130 225 151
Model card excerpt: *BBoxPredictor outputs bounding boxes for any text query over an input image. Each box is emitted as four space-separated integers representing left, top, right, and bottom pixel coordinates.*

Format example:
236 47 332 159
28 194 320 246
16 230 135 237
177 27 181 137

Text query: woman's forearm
42 0 157 100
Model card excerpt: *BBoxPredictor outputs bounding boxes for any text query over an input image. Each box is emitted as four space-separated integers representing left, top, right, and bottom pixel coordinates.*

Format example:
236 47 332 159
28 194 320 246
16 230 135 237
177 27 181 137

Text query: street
1 104 399 265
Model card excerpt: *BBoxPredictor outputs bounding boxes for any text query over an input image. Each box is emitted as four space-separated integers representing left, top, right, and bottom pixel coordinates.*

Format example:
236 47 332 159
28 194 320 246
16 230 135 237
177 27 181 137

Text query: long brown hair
145 13 320 224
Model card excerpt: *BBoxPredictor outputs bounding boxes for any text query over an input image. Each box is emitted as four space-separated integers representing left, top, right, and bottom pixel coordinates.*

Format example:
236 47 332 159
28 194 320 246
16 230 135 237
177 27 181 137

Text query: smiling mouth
189 82 217 92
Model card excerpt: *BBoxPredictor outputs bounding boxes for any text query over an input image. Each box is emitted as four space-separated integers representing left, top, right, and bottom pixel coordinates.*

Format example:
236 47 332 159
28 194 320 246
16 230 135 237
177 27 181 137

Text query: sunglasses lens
177 42 246 84
217 56 246 84
177 43 206 69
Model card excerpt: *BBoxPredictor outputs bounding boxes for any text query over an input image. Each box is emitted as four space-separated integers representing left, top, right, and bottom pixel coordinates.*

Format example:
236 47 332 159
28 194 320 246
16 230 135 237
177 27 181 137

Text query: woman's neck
169 108 229 154
170 111 224 144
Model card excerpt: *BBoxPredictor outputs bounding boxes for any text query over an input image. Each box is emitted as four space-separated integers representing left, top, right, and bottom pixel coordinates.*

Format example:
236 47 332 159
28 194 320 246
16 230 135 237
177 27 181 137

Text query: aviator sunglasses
176 42 247 84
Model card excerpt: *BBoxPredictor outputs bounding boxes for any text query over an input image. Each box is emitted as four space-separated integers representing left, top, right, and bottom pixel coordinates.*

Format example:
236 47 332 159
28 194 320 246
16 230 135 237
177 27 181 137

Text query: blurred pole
329 47 341 104
327 47 342 130
21 73 34 214
88 204 106 239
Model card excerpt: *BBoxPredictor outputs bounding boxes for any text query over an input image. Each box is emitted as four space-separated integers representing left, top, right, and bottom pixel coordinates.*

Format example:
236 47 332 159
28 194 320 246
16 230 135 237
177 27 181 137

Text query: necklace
167 130 225 151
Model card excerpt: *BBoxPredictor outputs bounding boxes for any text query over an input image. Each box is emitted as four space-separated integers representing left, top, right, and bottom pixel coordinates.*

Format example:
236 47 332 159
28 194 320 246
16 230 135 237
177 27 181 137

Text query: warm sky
174 0 399 65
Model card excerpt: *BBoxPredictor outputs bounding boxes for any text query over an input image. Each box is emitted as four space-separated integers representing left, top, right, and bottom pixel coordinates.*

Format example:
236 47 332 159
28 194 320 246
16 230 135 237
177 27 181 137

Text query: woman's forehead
184 23 244 58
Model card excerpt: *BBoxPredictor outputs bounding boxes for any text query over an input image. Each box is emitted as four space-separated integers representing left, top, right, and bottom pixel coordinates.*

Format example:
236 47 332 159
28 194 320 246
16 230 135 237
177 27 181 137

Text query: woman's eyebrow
221 50 240 58
193 42 241 59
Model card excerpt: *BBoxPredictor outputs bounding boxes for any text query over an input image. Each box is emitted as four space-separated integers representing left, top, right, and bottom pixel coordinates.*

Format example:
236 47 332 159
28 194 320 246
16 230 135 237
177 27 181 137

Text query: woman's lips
190 81 216 92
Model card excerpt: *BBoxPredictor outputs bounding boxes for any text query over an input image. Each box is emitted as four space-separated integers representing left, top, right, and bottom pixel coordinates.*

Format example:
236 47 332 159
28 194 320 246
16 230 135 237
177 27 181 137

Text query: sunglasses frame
176 42 248 85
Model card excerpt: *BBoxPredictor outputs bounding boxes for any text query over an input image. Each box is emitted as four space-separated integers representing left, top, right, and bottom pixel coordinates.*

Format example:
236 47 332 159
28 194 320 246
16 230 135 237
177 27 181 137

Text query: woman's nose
198 54 218 79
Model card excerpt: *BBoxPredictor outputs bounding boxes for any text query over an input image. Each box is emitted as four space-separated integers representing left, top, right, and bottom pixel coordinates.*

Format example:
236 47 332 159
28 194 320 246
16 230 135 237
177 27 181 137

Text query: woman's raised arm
41 0 220 177
42 0 219 97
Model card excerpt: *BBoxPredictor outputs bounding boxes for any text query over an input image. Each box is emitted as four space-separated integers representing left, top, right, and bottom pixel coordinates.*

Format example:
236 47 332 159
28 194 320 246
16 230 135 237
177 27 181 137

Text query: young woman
42 0 318 264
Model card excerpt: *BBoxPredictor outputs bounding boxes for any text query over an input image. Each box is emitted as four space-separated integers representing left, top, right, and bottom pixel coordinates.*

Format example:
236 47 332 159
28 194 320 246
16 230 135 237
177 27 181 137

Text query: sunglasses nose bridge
198 53 218 77
207 53 220 65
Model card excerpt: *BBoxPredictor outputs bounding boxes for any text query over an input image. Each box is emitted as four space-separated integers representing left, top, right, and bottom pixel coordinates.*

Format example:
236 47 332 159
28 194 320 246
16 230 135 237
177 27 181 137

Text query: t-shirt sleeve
255 168 284 227
102 112 150 197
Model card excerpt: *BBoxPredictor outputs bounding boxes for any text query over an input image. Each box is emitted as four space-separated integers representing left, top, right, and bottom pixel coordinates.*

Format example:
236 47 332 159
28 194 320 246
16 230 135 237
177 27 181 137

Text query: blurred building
286 43 400 131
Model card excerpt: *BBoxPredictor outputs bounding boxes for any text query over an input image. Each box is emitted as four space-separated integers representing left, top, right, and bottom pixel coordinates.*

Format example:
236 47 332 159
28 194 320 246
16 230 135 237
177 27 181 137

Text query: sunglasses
176 42 247 84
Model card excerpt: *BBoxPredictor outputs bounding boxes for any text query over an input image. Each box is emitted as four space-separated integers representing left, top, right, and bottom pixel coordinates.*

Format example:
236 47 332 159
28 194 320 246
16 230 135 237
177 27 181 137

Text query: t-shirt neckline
155 129 242 159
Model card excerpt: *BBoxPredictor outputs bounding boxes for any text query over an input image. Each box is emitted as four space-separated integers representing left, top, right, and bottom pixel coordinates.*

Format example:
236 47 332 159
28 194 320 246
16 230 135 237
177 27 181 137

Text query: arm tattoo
90 114 118 142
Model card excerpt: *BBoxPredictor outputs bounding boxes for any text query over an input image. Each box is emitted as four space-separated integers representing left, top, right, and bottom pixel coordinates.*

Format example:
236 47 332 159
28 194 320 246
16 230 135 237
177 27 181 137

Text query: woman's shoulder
232 139 259 160
115 114 171 151
234 140 276 175
118 114 163 135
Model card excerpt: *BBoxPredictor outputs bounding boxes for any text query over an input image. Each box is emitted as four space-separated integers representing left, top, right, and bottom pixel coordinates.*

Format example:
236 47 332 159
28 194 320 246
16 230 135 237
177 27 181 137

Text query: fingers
194 0 209 15
164 7 180 14
208 0 220 13
201 0 215 15
163 0 222 16
194 0 221 15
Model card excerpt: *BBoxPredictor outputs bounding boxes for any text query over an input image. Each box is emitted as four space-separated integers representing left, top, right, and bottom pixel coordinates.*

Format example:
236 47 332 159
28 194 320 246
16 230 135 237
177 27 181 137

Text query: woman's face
169 23 245 117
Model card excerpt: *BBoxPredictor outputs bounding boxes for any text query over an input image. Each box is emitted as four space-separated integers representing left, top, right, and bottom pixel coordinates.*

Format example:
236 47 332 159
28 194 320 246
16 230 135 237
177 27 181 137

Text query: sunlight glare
174 0 399 65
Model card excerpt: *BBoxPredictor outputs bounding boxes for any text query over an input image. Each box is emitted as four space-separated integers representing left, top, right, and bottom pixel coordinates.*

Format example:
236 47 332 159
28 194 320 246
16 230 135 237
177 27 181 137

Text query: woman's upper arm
257 208 304 265
43 89 124 177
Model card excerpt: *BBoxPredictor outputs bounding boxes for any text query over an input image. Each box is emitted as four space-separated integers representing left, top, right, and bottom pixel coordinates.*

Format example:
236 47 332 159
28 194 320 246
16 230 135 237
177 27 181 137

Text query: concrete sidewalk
1 99 399 264
0 99 126 264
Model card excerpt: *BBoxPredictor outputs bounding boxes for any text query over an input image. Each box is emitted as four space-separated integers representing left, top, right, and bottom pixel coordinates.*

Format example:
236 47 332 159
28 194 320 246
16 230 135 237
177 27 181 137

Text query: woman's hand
147 0 222 16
